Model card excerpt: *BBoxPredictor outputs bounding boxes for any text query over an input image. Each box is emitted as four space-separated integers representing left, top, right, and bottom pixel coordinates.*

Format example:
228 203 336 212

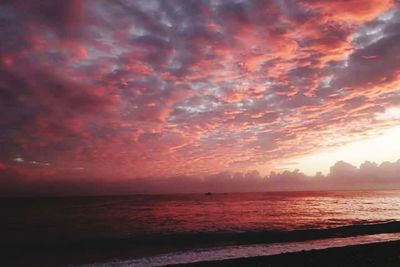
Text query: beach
4 224 400 266
171 240 400 267
5 239 400 266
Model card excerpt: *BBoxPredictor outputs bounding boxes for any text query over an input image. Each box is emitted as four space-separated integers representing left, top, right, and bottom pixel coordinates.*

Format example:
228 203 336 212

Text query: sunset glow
287 126 400 175
1 0 400 195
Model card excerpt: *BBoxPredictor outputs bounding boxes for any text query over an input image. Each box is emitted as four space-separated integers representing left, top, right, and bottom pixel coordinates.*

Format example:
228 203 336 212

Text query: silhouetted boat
205 192 212 196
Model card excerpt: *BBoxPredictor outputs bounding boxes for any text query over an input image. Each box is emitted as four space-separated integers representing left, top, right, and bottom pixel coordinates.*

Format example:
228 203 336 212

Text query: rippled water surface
2 190 400 242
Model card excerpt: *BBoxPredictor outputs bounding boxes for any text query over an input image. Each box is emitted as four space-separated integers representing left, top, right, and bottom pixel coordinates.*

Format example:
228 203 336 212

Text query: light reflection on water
3 190 400 242
92 233 400 267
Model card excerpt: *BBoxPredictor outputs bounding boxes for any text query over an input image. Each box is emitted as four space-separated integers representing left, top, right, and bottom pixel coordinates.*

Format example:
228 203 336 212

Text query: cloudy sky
1 0 400 195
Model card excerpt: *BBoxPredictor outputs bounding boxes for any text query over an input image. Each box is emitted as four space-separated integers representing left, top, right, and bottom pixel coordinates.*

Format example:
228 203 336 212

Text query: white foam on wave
81 232 400 267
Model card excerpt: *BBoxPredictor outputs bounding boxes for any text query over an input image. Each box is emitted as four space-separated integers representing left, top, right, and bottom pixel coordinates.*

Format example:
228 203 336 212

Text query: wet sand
170 240 400 267
4 221 400 266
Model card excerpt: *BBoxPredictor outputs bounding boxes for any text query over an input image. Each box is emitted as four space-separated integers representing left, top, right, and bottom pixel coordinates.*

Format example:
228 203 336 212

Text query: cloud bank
1 159 400 196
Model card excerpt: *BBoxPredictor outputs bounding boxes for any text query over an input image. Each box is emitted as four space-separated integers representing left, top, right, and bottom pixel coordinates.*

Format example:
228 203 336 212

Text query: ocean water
2 190 400 266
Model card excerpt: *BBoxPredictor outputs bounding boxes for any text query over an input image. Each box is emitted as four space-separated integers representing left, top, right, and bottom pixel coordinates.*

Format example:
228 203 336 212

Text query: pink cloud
0 0 400 190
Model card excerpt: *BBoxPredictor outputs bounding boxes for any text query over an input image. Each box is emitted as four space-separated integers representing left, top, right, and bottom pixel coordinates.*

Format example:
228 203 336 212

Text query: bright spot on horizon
286 126 400 175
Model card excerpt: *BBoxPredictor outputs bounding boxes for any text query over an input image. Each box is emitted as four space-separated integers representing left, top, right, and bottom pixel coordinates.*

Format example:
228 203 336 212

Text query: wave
3 220 400 266
3 220 400 251
97 233 400 267
122 220 400 247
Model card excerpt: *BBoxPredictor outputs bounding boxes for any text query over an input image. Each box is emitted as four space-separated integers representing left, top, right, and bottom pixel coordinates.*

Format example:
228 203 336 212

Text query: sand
170 240 400 267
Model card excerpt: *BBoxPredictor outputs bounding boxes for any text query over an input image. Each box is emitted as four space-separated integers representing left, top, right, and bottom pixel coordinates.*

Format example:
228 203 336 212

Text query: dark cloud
332 9 400 90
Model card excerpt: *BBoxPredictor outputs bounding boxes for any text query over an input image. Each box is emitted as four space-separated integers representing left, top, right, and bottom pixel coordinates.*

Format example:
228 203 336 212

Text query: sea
2 190 400 266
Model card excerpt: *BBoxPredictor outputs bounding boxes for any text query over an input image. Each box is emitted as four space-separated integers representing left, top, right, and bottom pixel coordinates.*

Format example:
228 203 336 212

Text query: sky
1 0 400 195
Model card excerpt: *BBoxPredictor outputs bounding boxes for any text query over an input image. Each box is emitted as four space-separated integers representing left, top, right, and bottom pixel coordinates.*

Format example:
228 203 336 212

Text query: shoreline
4 221 400 266
168 240 400 267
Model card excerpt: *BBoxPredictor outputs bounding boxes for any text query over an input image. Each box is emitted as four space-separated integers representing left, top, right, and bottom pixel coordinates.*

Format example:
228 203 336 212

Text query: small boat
205 192 212 196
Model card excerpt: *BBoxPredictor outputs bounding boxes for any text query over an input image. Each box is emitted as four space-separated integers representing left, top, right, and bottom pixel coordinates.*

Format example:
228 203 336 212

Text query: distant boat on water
205 192 212 196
